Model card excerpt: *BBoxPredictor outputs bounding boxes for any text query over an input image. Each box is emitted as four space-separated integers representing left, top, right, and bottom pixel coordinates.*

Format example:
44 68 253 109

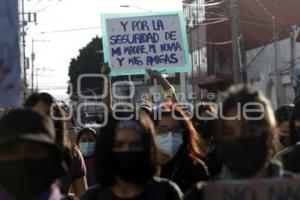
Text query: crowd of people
0 67 300 200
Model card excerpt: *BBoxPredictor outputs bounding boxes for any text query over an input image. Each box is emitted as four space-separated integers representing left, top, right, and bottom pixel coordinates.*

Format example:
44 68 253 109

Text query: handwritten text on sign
106 15 185 72
0 0 21 107
203 178 300 200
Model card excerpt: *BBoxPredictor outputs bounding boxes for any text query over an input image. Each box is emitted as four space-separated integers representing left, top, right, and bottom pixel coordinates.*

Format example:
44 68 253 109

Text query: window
193 0 205 23
183 0 205 27
191 48 207 77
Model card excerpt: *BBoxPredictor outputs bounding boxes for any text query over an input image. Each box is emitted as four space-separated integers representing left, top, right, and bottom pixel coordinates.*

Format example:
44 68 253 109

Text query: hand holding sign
100 63 111 76
146 69 167 80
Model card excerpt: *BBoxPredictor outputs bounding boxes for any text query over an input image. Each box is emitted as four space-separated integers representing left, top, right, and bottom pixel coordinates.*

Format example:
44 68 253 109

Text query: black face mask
113 152 151 184
0 158 58 200
217 137 268 178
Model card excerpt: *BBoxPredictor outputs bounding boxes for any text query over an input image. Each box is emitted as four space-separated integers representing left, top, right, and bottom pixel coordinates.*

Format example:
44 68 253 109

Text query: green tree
68 36 104 100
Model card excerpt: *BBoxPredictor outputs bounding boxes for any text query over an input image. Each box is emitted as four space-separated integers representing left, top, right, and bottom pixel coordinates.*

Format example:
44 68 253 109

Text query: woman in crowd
192 103 222 177
153 103 209 192
146 69 209 192
274 104 294 152
25 92 88 197
184 85 294 200
77 128 97 187
99 65 208 192
80 110 183 200
0 109 66 199
275 101 300 173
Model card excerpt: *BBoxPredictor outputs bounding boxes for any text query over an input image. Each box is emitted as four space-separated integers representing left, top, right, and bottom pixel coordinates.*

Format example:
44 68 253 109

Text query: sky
24 0 182 100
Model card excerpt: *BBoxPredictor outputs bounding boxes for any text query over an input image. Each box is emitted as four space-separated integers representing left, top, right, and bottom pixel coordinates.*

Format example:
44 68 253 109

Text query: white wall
246 37 299 109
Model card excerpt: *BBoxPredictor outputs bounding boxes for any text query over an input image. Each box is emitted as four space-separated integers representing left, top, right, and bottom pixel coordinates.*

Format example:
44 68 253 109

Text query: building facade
247 34 300 108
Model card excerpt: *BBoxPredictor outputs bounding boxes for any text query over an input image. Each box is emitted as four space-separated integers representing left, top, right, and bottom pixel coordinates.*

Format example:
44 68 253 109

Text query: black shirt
160 148 209 192
202 149 222 178
281 144 300 173
80 177 183 200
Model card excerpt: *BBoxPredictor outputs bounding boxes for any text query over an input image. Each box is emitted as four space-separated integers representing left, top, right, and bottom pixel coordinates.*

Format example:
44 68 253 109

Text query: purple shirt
84 157 96 187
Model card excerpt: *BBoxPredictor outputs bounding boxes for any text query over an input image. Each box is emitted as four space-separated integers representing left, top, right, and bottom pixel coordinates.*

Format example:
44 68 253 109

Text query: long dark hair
24 93 66 147
94 110 158 186
24 92 55 110
289 101 300 146
193 103 217 139
275 104 294 125
24 93 76 168
153 102 203 161
218 85 276 142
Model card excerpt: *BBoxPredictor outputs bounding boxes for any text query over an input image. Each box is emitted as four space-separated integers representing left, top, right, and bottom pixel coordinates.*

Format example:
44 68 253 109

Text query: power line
245 30 282 68
36 26 101 34
183 0 225 7
192 18 228 26
194 38 233 45
33 1 62 13
27 0 42 12
255 0 273 19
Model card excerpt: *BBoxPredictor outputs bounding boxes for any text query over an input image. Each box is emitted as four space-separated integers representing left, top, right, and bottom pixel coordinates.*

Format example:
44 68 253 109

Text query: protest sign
203 178 300 200
0 0 21 107
101 12 190 76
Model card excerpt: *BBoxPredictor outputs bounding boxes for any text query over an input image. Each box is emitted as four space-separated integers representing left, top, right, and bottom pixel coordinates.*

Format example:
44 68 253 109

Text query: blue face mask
155 132 183 158
79 142 95 157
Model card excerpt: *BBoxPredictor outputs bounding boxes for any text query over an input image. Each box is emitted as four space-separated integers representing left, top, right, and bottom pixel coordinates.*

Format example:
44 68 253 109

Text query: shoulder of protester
80 178 183 200
153 176 183 190
63 196 79 200
179 152 210 178
79 185 103 200
183 182 205 200
274 146 294 161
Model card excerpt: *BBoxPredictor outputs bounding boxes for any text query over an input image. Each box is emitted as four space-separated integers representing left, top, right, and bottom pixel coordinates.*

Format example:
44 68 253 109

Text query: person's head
275 104 294 147
217 85 276 178
153 102 202 165
289 101 300 146
25 93 68 147
77 128 97 157
193 103 217 140
24 92 56 116
0 109 64 199
94 110 158 186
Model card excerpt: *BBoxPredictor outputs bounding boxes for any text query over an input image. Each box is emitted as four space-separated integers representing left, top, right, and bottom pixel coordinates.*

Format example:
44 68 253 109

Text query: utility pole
273 17 281 106
290 26 296 96
30 39 49 93
31 39 35 93
229 0 242 84
20 0 38 98
21 0 27 99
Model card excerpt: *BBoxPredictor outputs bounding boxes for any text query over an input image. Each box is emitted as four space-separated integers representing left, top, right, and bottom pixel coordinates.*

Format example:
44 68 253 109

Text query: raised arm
146 69 178 103
100 63 112 113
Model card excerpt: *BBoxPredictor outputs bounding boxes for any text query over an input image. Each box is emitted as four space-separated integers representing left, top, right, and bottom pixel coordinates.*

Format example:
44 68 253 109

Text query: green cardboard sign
101 11 191 76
